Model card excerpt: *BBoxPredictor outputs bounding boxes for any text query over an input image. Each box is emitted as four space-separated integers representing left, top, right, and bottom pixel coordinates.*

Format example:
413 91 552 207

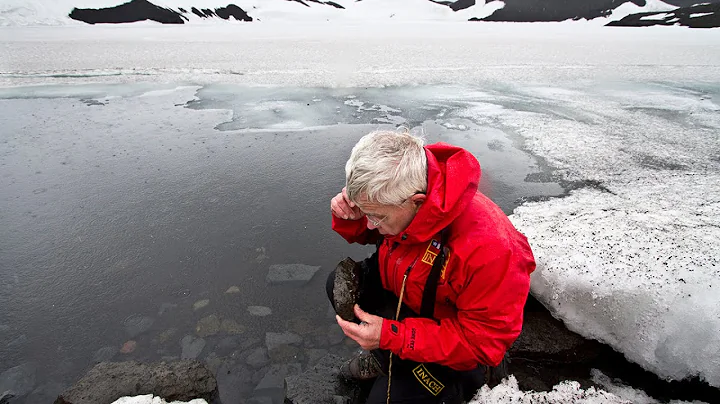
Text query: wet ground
0 84 565 403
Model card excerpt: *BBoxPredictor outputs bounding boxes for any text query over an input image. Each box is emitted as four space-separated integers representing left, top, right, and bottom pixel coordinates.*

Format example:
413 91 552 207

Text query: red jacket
332 142 535 370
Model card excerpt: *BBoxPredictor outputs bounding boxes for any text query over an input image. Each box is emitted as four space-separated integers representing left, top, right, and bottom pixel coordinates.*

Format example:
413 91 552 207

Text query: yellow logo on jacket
421 239 450 280
412 364 445 396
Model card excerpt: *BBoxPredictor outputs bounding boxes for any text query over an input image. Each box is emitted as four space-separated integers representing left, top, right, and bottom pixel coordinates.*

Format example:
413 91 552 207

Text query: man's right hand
331 187 363 220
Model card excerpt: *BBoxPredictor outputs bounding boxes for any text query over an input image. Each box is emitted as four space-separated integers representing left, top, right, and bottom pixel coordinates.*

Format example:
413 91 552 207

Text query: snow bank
468 375 630 403
503 82 720 387
111 396 207 404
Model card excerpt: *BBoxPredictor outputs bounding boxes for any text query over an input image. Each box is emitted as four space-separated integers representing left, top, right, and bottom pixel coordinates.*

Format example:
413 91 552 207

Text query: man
327 129 535 403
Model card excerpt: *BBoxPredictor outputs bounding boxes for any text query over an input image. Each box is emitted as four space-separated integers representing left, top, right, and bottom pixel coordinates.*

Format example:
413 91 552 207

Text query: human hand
330 187 363 220
336 305 382 351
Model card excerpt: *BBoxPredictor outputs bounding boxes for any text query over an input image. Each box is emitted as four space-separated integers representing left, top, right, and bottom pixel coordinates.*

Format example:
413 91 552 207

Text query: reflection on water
0 84 562 403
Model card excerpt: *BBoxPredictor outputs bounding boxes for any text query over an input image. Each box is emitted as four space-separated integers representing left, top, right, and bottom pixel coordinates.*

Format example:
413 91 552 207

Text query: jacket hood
397 142 480 244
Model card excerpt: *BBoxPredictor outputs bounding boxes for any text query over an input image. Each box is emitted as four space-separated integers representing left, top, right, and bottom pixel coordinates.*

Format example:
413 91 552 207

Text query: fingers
335 306 382 351
341 187 356 208
331 188 362 220
354 304 371 322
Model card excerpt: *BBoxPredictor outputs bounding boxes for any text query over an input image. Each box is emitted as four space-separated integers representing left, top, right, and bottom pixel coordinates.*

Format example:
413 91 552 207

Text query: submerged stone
196 315 221 337
266 264 320 285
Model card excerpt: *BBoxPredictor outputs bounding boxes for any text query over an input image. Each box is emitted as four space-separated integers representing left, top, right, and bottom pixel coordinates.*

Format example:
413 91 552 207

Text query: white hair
345 129 428 206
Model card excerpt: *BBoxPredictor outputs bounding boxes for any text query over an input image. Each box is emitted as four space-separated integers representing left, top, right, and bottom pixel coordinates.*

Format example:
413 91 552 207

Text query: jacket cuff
380 319 405 354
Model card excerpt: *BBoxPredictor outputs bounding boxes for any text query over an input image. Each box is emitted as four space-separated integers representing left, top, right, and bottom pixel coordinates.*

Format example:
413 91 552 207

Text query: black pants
326 256 483 404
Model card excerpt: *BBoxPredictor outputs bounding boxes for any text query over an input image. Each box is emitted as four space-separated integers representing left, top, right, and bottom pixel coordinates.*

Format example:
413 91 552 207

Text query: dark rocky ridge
67 0 719 27
607 2 720 28
69 0 252 24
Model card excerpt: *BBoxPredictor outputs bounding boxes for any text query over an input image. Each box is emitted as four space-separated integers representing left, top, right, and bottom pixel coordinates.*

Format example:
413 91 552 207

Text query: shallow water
0 84 563 403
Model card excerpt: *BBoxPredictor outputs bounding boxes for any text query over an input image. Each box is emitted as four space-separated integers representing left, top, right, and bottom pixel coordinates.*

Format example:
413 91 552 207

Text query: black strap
420 228 450 319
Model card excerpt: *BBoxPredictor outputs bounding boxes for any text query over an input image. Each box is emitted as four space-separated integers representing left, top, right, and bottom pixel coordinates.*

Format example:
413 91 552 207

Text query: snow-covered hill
1 0 718 27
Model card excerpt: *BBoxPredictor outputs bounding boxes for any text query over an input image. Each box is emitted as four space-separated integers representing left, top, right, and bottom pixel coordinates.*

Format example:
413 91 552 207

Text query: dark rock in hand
333 258 361 321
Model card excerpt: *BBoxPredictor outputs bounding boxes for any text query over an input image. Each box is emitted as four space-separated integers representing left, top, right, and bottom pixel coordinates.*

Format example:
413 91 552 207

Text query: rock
215 336 242 356
266 264 320 285
196 315 221 337
254 364 302 393
248 306 272 317
181 335 206 360
225 286 240 294
154 328 178 344
247 397 273 404
69 0 185 25
192 300 210 311
53 361 217 404
305 349 329 368
285 354 350 404
25 382 66 403
0 391 14 404
120 341 137 354
266 332 303 350
123 315 154 338
332 258 361 321
220 318 245 335
285 316 315 335
245 347 270 369
327 325 346 346
216 362 254 404
94 347 118 363
268 345 301 363
509 297 601 363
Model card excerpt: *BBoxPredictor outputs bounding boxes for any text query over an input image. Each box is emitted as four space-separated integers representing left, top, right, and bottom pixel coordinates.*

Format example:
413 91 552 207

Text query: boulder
53 361 217 404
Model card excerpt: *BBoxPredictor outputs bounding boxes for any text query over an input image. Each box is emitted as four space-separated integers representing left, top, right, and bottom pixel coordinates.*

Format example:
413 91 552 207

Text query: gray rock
247 396 273 404
123 315 154 338
0 363 36 398
196 315 221 337
254 364 302 393
0 391 15 404
509 303 601 363
268 345 301 363
305 349 329 368
248 306 272 317
25 382 66 403
93 347 117 363
266 264 320 285
216 362 254 404
215 336 242 356
265 332 303 352
53 360 217 404
327 325 346 346
246 347 270 369
181 335 206 359
285 354 349 404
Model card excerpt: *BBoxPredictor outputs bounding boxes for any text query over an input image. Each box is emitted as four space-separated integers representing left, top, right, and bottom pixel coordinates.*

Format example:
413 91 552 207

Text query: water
0 84 563 403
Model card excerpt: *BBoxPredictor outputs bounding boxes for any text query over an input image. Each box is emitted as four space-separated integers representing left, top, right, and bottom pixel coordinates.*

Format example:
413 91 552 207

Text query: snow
111 396 207 404
468 375 631 403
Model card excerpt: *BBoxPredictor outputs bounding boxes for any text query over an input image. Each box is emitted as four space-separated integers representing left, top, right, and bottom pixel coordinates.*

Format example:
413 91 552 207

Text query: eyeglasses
365 214 387 227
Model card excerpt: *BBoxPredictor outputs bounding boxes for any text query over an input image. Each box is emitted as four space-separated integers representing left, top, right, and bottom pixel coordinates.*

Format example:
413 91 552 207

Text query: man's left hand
336 305 382 351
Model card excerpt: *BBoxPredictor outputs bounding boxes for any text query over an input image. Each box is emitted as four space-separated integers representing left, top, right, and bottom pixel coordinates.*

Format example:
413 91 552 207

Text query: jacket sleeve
379 247 534 370
331 214 381 245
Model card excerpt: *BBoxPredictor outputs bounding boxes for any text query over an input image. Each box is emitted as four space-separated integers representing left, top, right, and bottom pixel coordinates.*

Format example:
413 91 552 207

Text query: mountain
1 0 718 27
